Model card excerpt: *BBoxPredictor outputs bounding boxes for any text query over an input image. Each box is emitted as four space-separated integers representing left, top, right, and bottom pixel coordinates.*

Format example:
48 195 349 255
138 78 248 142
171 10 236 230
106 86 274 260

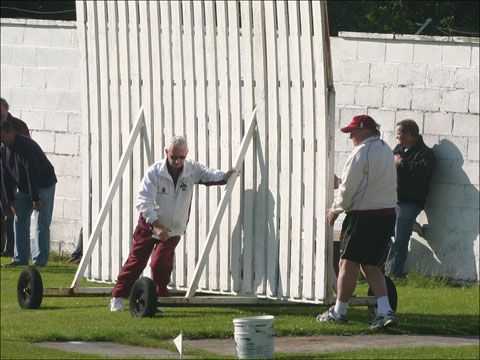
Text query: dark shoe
368 310 398 329
30 263 44 268
316 305 348 324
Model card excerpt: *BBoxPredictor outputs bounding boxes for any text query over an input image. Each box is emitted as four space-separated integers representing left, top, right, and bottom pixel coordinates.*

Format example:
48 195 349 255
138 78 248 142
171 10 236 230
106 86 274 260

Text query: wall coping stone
339 31 479 45
1 18 76 28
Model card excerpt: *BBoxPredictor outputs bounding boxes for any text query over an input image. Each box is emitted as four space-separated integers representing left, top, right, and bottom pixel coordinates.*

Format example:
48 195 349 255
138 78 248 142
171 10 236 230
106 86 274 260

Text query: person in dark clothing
1 120 57 267
385 119 435 278
0 98 30 257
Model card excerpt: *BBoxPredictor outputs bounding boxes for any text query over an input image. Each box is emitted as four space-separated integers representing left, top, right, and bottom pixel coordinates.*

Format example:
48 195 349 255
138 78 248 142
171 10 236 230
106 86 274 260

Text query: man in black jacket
385 119 435 278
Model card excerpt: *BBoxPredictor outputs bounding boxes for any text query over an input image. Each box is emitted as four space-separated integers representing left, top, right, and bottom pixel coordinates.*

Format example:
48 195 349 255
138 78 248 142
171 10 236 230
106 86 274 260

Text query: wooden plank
77 0 93 279
86 1 101 281
128 0 145 277
227 0 243 293
287 0 302 299
264 0 280 298
276 0 292 299
117 1 134 270
239 0 254 295
252 1 267 296
186 107 257 298
97 0 112 282
300 0 316 300
71 108 145 288
182 0 197 291
106 0 123 280
205 0 220 291
160 1 174 142
171 0 186 288
312 1 329 302
216 0 231 292
75 0 92 282
193 1 209 290
149 0 164 160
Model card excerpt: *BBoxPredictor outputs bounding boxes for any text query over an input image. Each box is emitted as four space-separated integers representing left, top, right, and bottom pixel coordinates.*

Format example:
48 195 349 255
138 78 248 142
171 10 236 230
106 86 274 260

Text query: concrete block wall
1 19 82 255
332 32 479 281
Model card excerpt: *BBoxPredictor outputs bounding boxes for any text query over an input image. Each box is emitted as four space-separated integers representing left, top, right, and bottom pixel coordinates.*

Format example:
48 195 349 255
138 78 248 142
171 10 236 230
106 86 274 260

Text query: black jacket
393 136 435 208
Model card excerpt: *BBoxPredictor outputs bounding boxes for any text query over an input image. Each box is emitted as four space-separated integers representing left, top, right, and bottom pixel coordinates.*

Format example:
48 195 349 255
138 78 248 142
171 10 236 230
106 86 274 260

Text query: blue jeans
13 185 55 266
385 202 422 278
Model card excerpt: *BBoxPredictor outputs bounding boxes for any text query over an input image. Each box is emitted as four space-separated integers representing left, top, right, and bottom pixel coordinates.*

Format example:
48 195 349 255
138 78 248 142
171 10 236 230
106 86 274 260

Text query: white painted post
186 107 257 298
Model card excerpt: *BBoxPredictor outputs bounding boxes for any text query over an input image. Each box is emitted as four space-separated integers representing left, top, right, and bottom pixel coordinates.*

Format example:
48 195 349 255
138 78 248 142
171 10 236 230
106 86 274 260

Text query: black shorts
339 212 396 266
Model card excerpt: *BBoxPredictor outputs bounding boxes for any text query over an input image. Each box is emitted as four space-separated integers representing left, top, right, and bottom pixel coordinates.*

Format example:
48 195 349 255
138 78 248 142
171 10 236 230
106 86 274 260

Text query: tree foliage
327 1 479 37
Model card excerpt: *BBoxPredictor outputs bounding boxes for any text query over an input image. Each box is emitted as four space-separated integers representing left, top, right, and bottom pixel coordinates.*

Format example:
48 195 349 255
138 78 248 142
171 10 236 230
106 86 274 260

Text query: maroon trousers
112 215 181 298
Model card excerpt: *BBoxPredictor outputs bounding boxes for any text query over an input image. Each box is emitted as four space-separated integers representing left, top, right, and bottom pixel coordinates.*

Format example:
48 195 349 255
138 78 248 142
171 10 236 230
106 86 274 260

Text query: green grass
1 258 478 359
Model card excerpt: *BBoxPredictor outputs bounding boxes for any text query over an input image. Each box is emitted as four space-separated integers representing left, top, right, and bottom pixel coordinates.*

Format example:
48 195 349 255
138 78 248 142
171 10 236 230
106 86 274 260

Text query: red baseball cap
341 115 378 133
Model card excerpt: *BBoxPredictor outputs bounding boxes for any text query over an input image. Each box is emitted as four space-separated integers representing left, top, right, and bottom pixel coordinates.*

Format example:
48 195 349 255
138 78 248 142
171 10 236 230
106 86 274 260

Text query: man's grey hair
0 97 9 111
167 136 188 150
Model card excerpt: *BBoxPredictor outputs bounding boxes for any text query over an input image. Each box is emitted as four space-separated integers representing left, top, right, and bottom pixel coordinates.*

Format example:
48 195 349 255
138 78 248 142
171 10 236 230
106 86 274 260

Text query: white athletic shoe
157 306 166 313
110 297 124 312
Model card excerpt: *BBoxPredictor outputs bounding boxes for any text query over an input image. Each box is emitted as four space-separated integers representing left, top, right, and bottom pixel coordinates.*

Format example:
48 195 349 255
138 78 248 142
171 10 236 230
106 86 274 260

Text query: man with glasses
110 136 235 312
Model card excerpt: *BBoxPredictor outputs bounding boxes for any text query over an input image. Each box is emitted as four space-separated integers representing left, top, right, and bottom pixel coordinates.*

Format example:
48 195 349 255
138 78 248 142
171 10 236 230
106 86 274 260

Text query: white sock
377 296 392 315
334 300 349 316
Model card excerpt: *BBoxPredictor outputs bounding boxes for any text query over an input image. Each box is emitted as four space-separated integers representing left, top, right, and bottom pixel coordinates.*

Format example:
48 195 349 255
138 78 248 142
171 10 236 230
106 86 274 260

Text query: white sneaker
157 306 166 313
110 297 124 312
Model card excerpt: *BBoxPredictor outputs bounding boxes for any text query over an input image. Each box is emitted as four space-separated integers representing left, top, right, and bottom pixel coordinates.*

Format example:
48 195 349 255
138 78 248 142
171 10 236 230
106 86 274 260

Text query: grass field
1 257 478 359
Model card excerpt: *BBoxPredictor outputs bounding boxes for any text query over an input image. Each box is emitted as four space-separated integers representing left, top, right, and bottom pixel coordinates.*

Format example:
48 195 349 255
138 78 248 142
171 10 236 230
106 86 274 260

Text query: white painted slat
288 0 303 299
117 1 134 269
276 0 292 299
127 0 146 278
300 1 316 300
149 0 164 160
170 0 186 288
216 0 231 292
171 1 185 137
252 1 267 295
227 1 242 293
264 0 280 298
182 0 197 291
193 1 209 290
86 1 102 281
205 0 220 291
75 0 92 281
97 1 113 281
139 0 155 281
312 1 329 302
240 0 254 295
106 0 122 280
160 1 174 142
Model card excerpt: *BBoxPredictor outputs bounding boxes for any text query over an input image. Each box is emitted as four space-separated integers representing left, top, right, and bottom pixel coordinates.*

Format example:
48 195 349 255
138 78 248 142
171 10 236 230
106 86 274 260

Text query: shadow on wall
410 139 479 281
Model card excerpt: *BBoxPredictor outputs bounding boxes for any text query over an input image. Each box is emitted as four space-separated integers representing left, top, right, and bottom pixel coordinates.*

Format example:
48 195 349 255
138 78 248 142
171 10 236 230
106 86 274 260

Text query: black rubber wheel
17 266 43 309
130 277 157 318
368 275 397 317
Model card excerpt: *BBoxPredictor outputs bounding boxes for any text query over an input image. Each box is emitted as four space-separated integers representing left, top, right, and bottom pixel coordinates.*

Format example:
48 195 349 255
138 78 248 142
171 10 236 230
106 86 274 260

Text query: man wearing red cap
317 115 398 329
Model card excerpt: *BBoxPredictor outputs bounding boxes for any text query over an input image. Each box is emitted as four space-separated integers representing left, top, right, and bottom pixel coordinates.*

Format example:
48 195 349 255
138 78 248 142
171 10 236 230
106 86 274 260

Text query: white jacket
137 158 226 236
332 136 397 214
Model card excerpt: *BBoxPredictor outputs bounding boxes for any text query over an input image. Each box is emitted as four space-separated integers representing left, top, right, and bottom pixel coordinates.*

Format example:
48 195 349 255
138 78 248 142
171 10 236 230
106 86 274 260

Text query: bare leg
337 259 359 302
361 264 387 298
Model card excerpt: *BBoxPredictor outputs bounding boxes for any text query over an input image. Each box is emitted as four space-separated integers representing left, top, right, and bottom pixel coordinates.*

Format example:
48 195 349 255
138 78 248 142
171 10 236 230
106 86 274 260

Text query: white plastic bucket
233 315 275 359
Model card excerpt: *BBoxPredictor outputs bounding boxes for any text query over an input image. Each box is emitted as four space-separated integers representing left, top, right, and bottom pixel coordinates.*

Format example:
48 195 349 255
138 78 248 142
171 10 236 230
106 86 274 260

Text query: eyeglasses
170 155 186 160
